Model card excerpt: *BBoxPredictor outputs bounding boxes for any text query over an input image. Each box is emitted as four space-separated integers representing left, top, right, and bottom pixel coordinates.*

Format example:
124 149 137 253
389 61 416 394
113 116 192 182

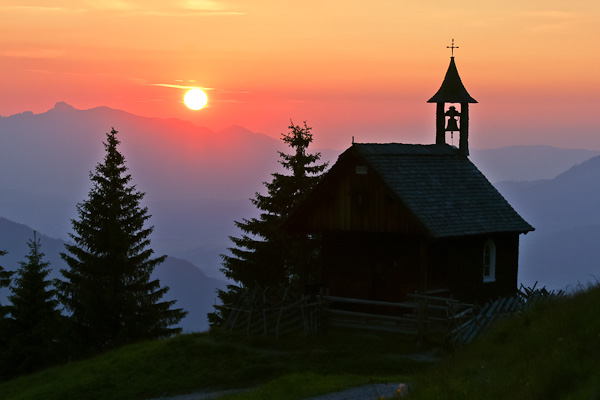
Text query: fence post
263 291 268 336
246 310 252 334
416 296 428 346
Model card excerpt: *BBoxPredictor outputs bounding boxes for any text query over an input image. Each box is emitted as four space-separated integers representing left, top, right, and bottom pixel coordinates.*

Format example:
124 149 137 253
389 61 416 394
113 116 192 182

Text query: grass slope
2 285 599 400
413 285 600 399
0 329 424 400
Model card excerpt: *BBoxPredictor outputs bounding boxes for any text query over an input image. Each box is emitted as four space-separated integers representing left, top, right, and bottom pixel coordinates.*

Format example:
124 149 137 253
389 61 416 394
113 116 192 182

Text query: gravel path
147 388 249 400
306 383 408 399
148 383 409 400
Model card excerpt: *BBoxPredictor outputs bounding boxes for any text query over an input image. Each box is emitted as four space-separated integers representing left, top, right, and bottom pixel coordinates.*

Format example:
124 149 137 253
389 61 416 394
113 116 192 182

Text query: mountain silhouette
0 101 281 202
496 155 600 289
497 155 600 231
470 145 600 183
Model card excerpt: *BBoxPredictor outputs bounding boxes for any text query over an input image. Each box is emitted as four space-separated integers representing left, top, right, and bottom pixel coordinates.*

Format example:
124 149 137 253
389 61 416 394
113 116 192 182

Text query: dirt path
149 383 409 400
147 388 248 400
305 383 409 399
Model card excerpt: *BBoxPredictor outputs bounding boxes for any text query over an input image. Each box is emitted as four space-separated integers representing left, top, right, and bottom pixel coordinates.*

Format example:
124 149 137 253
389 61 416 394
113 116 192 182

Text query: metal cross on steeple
447 38 459 57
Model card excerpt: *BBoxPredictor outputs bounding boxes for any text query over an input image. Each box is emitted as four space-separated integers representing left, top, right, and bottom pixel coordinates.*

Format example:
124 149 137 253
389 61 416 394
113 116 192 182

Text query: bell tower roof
427 57 477 104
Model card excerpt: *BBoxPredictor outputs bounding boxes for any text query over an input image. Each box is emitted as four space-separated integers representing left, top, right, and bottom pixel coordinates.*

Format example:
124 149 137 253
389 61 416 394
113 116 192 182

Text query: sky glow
0 0 599 150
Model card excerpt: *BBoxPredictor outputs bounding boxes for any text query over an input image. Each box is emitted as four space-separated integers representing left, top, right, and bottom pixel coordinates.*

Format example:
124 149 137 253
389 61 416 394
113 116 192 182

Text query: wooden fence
218 285 323 338
448 295 523 344
448 283 566 344
217 283 562 341
218 286 473 340
321 291 474 339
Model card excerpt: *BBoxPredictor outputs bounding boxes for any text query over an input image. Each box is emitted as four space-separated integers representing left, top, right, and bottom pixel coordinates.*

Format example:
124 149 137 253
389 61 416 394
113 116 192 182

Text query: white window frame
483 239 496 282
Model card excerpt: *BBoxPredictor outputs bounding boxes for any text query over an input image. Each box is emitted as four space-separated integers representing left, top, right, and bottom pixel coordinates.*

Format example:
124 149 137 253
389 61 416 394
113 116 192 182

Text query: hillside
0 328 424 400
1 285 598 399
414 285 600 399
497 155 600 231
495 155 600 289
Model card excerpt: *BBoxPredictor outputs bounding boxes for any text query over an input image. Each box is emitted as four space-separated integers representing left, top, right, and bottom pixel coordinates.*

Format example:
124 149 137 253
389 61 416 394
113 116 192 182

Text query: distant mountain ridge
470 145 600 183
496 155 600 232
0 101 281 201
495 155 600 289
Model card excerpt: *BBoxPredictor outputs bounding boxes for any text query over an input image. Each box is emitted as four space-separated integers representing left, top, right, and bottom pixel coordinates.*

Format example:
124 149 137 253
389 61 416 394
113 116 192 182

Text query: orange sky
1 1 599 150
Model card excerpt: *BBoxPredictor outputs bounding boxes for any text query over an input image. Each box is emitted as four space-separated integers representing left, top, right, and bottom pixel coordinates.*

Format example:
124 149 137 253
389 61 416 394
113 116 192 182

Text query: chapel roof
342 143 533 238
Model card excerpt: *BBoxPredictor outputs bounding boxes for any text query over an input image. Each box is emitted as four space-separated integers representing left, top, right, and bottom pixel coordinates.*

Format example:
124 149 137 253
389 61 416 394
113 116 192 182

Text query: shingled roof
348 143 533 238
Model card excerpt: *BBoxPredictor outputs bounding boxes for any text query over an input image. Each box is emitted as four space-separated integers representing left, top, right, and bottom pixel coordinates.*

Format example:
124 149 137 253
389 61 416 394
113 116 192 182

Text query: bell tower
427 39 477 156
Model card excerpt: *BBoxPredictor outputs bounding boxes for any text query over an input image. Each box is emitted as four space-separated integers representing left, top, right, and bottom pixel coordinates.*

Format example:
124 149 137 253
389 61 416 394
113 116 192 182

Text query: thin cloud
0 1 244 16
215 89 250 94
120 10 244 16
151 83 214 90
216 99 244 104
80 0 244 16
83 0 135 11
180 0 224 11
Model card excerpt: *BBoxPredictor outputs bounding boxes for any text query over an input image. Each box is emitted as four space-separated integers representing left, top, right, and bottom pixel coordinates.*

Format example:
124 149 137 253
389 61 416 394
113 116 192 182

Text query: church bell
445 106 460 132
445 115 459 132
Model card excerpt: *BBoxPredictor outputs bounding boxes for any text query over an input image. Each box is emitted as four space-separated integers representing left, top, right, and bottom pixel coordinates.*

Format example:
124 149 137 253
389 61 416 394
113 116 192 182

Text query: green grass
0 328 423 400
411 284 600 399
2 285 600 400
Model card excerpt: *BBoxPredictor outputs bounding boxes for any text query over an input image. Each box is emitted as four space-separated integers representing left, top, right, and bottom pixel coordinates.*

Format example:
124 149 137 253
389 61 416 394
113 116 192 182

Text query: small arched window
483 239 496 282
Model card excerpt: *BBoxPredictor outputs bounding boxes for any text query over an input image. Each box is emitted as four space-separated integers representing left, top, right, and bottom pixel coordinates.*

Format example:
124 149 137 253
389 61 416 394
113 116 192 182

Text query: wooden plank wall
301 159 423 234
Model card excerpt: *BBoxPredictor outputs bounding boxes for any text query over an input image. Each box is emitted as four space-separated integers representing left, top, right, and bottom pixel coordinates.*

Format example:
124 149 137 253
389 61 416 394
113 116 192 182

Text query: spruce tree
0 251 11 315
56 128 186 355
6 233 62 375
0 251 13 377
212 122 327 324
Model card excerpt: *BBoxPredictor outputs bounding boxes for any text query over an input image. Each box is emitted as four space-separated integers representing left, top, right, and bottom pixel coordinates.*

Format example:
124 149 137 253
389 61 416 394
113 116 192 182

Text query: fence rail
320 292 473 338
217 285 323 338
217 283 561 341
448 283 566 344
218 287 474 339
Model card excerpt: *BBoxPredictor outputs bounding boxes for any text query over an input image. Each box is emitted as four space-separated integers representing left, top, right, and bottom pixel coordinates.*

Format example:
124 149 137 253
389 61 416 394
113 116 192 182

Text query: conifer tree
0 251 11 315
0 251 13 377
6 233 62 375
56 128 186 355
212 122 327 324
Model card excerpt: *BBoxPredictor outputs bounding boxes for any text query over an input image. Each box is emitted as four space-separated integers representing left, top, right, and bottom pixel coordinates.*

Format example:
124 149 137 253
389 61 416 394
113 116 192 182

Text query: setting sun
184 88 208 110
